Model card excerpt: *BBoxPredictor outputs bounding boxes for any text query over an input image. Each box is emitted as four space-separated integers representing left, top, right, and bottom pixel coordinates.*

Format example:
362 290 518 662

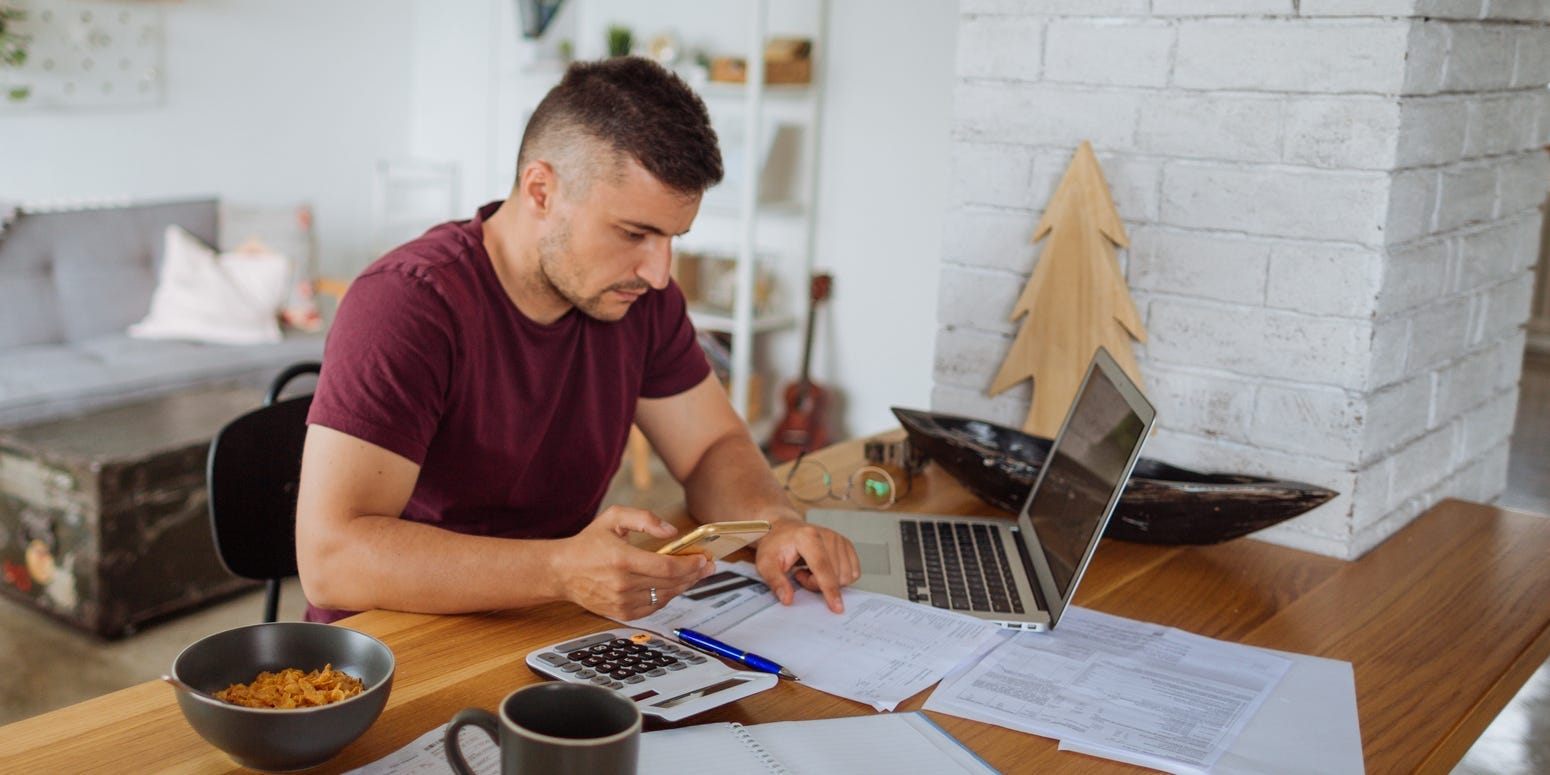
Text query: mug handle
445 707 501 775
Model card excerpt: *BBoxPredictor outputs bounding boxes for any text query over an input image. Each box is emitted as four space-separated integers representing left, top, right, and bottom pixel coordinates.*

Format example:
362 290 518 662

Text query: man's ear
517 160 557 216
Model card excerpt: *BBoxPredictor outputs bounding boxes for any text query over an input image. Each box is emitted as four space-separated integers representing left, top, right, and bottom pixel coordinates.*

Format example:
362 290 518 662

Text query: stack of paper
923 607 1363 774
620 562 1005 711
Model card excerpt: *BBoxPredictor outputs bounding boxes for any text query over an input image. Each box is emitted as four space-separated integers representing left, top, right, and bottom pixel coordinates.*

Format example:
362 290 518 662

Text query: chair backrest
207 361 320 621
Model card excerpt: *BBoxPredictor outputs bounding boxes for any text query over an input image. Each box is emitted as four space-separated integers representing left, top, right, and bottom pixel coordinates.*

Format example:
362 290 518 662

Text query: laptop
807 347 1156 631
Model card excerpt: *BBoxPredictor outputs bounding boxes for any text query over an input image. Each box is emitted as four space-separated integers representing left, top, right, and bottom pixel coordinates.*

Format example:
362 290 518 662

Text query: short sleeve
307 267 457 464
640 279 711 398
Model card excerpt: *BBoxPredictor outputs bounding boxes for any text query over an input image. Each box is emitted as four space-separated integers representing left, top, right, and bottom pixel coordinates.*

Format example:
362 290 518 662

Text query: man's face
537 159 701 322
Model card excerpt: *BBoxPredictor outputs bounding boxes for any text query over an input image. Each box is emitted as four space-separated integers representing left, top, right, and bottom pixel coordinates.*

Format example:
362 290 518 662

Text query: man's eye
623 230 646 241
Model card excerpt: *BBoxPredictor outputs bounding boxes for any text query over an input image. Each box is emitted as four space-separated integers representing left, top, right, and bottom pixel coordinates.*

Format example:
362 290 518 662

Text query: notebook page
743 712 997 774
639 722 787 774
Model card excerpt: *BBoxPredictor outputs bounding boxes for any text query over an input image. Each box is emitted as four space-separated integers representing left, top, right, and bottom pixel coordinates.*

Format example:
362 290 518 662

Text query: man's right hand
547 506 715 620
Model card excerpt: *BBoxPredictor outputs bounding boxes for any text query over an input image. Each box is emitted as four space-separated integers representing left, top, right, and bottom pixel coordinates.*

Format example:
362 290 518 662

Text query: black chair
207 361 320 623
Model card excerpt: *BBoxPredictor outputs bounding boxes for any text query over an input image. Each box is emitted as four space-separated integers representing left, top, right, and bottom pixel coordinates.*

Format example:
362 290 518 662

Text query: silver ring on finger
649 587 659 606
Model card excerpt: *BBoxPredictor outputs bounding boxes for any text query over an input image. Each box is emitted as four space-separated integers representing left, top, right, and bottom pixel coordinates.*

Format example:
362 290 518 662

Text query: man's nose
638 238 673 290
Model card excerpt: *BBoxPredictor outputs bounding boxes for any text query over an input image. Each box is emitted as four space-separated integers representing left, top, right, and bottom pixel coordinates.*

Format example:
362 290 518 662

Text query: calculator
525 628 777 722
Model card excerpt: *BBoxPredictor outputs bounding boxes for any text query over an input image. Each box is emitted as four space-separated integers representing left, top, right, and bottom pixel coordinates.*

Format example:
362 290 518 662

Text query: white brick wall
939 5 1550 560
1395 98 1469 167
957 15 1044 83
954 82 1139 149
1136 93 1284 162
1265 242 1384 315
1282 98 1402 170
1131 229 1270 303
1044 20 1174 88
1174 21 1410 93
1160 163 1388 244
1153 0 1294 15
1445 25 1518 92
1402 21 1451 94
949 143 1035 210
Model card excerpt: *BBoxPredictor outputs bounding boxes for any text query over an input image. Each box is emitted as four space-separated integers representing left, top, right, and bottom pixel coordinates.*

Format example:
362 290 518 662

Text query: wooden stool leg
629 425 653 490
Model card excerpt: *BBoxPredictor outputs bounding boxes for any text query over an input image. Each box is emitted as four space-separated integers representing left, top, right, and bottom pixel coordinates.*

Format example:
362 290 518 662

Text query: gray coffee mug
445 682 641 775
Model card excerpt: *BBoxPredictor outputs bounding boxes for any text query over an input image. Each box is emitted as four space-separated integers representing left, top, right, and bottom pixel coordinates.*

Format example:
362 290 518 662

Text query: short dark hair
517 57 723 196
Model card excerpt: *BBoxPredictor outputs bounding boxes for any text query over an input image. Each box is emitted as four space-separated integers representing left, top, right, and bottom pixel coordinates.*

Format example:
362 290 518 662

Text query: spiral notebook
639 712 997 774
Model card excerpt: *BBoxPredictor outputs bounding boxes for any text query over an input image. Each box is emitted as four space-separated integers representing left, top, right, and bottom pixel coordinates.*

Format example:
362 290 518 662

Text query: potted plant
607 24 632 58
0 3 29 101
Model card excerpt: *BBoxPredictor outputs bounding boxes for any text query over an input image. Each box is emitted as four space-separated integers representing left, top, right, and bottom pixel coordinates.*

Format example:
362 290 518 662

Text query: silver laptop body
807 347 1156 631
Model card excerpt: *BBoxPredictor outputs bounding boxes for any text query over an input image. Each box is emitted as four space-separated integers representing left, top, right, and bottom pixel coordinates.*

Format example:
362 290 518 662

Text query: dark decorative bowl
893 407 1338 545
169 622 395 772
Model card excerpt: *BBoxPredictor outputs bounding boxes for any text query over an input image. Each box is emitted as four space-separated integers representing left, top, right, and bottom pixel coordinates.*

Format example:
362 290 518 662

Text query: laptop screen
1022 351 1152 608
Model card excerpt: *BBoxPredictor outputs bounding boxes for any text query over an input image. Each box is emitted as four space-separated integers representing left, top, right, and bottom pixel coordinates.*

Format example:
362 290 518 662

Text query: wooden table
4 434 1549 773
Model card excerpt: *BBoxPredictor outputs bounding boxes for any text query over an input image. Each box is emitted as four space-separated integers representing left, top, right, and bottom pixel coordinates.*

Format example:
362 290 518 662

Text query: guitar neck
798 301 819 387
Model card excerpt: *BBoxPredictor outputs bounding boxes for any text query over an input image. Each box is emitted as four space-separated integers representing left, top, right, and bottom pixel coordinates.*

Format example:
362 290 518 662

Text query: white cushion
129 225 291 345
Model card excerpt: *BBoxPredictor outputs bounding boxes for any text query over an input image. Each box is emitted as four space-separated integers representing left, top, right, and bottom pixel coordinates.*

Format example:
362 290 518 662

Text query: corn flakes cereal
214 664 364 709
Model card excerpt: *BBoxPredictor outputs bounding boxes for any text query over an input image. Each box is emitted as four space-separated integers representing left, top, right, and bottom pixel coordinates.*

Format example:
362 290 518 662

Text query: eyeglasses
782 451 906 509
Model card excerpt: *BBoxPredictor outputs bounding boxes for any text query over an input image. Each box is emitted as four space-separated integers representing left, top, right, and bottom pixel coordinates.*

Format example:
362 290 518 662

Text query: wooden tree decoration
989 141 1147 437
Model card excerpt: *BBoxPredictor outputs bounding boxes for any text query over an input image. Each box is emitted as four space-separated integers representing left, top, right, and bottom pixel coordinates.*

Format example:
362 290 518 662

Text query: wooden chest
0 386 264 638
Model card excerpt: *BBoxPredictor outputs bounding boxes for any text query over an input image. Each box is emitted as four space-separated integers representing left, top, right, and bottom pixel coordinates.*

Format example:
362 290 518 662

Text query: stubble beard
536 217 649 323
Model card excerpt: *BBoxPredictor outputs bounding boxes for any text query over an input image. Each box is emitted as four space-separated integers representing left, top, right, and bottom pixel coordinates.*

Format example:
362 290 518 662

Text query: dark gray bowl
170 622 395 772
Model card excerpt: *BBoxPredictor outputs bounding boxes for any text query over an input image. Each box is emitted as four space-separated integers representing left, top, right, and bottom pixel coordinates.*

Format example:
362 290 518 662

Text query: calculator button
582 656 605 667
576 669 596 678
653 656 675 666
555 633 612 652
535 652 568 667
559 663 581 673
665 661 687 671
623 675 645 684
629 633 652 644
644 668 666 677
610 639 631 648
607 681 624 689
685 655 707 664
590 675 610 685
609 670 633 680
567 650 590 662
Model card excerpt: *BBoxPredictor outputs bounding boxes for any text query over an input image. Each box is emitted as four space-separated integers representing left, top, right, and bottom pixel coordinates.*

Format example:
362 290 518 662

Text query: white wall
0 0 417 276
811 0 957 437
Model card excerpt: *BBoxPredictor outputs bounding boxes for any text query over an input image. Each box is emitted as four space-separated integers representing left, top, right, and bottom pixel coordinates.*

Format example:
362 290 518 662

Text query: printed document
924 607 1293 772
620 562 1004 711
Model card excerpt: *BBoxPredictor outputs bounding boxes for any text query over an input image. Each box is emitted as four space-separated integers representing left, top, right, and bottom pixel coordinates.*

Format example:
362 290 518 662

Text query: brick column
935 1 1550 558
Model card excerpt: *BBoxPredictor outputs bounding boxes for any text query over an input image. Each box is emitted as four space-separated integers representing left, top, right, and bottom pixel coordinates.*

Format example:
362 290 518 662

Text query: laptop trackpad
856 542 891 575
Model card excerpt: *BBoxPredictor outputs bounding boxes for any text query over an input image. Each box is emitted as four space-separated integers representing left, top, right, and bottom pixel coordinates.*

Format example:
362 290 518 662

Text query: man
295 57 859 625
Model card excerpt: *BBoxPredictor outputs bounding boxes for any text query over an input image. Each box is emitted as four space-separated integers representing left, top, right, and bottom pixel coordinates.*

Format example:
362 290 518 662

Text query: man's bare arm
634 374 860 611
294 424 709 619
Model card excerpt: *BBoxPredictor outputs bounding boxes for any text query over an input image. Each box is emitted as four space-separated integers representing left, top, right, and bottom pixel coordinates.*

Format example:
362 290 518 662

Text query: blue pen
674 628 800 681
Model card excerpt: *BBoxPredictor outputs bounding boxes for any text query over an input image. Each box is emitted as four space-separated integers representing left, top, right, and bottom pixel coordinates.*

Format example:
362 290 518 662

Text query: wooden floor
0 354 1547 773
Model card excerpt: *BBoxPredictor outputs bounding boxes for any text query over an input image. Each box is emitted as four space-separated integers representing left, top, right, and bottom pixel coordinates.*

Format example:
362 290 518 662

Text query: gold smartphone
656 520 771 560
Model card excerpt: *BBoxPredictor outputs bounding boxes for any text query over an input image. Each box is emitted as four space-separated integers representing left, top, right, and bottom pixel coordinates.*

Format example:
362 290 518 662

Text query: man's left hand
753 515 860 614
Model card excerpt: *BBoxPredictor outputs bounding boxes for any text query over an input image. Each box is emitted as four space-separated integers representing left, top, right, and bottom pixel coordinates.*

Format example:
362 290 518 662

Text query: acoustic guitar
766 273 833 462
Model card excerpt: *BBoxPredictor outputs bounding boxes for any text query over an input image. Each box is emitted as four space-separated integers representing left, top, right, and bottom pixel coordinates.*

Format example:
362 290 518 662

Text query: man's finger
598 507 678 539
795 538 847 614
633 550 708 580
757 555 796 605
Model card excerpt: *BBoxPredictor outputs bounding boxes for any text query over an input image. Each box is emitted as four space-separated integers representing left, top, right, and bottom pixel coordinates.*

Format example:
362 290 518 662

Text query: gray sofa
0 198 325 427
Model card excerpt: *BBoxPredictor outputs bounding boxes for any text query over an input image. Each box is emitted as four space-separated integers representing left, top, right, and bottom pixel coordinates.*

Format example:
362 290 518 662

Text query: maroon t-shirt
304 201 710 622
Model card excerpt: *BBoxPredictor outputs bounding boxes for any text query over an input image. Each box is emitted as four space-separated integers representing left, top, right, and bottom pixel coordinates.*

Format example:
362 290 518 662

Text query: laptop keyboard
900 520 1024 614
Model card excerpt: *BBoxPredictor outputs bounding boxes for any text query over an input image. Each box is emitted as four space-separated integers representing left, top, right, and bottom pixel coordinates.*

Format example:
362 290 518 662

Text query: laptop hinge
1010 526 1048 612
